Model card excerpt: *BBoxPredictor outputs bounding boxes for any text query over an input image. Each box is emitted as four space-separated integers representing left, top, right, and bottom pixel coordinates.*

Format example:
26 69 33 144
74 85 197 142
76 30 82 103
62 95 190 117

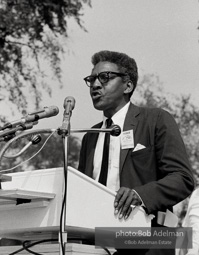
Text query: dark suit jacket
78 103 194 254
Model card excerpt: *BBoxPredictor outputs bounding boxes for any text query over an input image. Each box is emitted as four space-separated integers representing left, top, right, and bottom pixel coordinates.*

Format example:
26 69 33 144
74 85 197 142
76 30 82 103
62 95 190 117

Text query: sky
2 0 199 139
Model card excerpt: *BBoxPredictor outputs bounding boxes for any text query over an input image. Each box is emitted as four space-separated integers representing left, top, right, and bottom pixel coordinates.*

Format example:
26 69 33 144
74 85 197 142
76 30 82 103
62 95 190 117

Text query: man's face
89 61 129 117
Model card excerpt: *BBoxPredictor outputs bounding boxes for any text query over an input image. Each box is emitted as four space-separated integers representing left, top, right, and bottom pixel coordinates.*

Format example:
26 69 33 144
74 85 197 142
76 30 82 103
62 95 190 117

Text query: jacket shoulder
131 103 174 120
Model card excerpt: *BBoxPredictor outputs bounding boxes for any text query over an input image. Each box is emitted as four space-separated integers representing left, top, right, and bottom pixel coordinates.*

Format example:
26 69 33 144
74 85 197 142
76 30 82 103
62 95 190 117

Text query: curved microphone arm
3 142 32 159
0 129 56 165
3 134 42 159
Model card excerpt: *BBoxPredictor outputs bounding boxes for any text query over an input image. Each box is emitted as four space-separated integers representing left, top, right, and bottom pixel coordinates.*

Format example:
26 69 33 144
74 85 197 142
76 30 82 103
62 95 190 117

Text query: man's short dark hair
91 50 138 95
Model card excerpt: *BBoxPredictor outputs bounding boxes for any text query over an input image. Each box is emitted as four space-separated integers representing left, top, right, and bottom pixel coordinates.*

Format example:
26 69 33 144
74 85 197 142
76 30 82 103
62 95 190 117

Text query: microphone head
31 134 42 145
25 106 59 122
64 96 76 110
110 125 121 137
44 106 59 117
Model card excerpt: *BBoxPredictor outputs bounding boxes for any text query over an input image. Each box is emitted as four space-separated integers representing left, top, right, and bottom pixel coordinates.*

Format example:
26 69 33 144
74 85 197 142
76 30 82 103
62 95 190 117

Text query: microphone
0 122 38 138
110 124 121 136
70 125 121 136
63 96 75 116
0 133 16 142
59 97 76 135
1 106 59 130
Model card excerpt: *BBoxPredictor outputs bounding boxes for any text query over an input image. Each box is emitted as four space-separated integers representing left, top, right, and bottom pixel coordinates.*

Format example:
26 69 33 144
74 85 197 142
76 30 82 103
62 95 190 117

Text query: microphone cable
8 239 112 255
59 135 68 255
8 239 57 255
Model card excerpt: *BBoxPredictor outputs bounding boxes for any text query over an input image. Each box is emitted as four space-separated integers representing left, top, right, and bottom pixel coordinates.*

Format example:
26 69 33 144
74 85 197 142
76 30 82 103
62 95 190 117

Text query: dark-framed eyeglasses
83 71 127 87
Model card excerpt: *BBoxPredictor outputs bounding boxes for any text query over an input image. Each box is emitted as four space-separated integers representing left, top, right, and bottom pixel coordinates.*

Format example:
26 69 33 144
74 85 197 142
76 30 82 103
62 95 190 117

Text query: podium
0 167 151 242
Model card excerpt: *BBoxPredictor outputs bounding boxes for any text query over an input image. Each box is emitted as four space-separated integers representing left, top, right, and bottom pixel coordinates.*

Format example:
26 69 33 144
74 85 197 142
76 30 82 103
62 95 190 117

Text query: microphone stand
56 124 121 255
57 128 68 255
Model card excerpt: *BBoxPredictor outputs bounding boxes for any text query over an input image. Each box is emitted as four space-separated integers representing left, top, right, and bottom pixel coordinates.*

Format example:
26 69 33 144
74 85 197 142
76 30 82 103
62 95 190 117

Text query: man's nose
92 77 102 89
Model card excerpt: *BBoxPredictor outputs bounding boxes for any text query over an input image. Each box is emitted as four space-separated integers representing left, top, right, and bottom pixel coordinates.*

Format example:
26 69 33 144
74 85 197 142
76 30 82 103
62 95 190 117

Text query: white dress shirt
93 102 130 192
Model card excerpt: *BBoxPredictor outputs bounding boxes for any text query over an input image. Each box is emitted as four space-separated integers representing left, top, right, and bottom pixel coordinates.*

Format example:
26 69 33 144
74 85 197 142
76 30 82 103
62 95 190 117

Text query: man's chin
92 102 105 111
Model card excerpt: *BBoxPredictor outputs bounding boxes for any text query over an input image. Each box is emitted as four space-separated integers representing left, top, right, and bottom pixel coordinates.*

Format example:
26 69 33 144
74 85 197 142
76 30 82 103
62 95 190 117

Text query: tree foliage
134 74 199 225
0 0 91 113
134 74 199 185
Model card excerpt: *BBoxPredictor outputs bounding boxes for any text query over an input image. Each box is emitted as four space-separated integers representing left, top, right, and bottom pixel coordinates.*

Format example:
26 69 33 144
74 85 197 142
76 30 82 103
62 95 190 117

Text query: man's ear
124 80 134 95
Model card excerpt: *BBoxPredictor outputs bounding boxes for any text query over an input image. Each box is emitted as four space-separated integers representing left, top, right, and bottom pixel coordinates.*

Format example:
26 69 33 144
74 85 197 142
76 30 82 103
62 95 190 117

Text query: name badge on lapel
121 130 134 149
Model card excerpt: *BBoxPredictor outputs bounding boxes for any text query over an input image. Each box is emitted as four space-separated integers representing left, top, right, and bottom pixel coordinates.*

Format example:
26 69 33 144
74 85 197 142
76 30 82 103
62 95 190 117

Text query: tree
134 74 199 184
0 0 91 115
134 74 199 225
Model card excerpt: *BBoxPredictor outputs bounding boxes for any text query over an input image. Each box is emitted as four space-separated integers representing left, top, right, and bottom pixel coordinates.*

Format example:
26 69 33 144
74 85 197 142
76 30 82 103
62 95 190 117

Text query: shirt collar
102 102 130 129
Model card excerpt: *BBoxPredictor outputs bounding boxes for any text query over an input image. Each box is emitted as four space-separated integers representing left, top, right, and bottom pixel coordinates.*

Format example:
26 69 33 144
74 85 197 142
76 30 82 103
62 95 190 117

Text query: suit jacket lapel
120 103 140 172
84 122 102 177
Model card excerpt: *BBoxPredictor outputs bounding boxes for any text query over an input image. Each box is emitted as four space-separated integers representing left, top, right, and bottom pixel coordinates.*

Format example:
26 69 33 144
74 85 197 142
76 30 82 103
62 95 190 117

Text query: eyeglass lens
85 72 115 86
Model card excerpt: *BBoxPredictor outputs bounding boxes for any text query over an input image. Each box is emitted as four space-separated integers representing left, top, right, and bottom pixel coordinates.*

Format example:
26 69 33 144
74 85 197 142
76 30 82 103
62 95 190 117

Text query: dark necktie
98 118 113 186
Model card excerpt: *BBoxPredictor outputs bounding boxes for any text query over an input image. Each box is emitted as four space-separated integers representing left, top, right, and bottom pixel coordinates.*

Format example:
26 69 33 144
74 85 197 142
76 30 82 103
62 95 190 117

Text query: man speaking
78 50 194 255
